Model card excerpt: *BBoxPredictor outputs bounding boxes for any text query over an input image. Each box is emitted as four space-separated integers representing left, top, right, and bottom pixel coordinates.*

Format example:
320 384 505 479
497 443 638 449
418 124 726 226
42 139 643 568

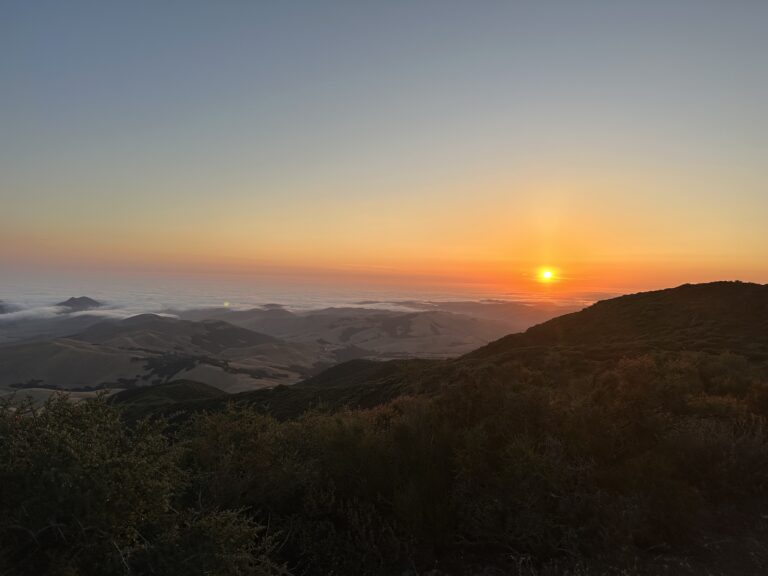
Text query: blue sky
2 1 767 291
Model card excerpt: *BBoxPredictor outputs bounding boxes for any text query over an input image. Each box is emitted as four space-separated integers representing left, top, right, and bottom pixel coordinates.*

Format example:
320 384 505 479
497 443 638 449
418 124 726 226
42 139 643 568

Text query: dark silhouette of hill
56 296 101 311
470 281 768 361
109 379 226 420
114 358 435 421
247 358 437 418
300 358 412 388
111 379 226 405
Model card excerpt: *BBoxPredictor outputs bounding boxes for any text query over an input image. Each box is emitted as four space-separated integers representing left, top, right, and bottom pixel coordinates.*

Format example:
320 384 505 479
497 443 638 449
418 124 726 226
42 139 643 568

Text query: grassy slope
113 281 768 422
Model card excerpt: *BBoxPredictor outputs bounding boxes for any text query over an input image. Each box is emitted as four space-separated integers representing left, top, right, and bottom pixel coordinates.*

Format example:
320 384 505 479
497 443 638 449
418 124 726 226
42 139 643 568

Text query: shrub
0 395 285 576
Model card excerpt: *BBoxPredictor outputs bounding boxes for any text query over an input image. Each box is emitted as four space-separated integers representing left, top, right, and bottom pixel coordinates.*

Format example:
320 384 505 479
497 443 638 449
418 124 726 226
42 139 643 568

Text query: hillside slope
470 281 768 360
176 302 574 358
0 314 334 396
117 282 768 420
106 282 768 575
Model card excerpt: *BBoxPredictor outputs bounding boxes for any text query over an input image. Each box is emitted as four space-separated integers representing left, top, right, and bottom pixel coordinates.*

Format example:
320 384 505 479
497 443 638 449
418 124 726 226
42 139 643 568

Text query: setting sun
538 268 556 283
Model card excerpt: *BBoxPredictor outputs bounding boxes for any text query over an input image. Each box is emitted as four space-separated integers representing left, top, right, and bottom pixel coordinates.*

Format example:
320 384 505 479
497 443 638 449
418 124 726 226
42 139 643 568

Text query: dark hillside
114 358 439 421
74 282 768 574
470 281 768 361
109 380 226 420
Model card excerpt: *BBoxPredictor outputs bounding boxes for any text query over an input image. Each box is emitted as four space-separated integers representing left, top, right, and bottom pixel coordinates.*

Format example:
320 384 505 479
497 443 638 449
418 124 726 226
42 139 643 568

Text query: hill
109 379 226 420
176 301 574 358
72 314 279 353
114 282 768 421
470 281 768 361
0 314 335 396
56 296 102 311
98 282 768 574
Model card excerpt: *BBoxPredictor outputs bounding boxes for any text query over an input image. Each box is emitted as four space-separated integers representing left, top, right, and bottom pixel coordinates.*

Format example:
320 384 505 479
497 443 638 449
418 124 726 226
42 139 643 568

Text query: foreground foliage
3 347 768 575
0 396 287 576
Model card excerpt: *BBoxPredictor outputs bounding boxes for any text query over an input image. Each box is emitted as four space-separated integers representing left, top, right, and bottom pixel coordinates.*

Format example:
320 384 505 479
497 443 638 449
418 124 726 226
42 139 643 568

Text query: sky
2 0 767 296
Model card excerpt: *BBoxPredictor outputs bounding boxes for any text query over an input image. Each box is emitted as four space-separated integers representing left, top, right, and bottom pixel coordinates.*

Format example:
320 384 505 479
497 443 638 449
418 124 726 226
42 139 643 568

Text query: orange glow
537 268 557 283
3 164 768 299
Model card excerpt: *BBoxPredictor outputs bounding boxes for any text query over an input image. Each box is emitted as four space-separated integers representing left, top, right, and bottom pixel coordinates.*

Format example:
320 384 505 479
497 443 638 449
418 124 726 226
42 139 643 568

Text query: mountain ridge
469 281 768 360
113 281 768 420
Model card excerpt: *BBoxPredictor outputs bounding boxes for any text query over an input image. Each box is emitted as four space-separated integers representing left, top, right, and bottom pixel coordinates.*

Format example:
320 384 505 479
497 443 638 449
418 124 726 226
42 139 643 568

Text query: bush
0 395 285 576
5 344 768 574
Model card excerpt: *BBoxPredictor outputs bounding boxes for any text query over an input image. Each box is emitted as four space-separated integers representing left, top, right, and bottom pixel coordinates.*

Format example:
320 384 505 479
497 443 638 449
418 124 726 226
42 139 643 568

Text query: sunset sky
2 1 767 296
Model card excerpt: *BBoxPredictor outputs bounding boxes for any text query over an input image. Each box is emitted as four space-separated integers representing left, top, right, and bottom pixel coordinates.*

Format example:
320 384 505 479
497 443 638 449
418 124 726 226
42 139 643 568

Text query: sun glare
538 268 556 283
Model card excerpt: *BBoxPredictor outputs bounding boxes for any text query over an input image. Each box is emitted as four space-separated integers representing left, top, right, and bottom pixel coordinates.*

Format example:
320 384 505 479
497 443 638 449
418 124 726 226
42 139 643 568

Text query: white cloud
0 306 64 323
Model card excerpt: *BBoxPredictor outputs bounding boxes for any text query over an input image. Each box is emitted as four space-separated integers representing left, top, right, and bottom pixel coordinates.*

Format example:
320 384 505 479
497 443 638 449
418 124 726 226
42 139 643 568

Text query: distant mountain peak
56 296 102 312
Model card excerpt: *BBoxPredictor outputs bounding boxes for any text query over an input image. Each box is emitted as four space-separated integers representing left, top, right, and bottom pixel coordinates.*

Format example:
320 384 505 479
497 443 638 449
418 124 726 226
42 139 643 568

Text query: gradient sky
2 0 767 295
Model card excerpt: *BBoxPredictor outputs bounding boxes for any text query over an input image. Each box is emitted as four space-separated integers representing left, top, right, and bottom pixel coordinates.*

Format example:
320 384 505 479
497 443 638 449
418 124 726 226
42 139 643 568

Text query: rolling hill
176 301 574 358
0 314 336 397
469 281 768 360
113 282 768 420
0 296 578 404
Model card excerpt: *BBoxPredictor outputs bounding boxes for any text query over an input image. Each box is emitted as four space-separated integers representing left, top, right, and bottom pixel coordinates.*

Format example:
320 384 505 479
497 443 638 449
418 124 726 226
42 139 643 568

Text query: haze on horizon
2 0 767 297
